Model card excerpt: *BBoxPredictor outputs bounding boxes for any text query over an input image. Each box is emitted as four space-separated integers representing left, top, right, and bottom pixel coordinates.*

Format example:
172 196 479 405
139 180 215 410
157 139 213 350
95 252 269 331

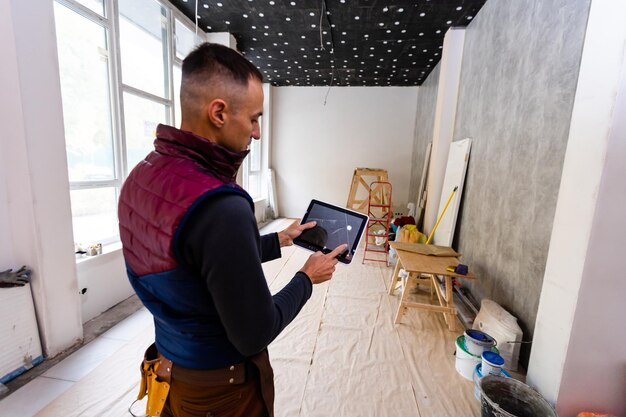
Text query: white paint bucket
464 329 497 356
481 351 505 376
455 336 499 381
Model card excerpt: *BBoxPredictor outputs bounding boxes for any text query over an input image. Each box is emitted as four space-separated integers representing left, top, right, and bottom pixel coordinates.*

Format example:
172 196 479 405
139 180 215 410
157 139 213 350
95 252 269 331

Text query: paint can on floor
465 329 497 356
455 335 499 381
473 364 510 401
480 375 558 417
481 351 505 376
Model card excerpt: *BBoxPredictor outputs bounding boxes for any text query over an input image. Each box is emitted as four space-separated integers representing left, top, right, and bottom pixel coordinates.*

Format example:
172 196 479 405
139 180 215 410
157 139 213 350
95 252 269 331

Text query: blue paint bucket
465 329 497 356
473 364 510 401
482 351 505 376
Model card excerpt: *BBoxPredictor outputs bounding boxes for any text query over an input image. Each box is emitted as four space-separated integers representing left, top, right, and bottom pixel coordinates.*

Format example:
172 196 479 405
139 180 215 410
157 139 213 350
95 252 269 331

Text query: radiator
0 283 44 384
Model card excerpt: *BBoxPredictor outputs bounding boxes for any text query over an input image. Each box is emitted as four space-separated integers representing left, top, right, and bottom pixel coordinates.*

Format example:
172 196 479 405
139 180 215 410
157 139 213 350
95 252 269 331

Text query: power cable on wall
320 0 335 105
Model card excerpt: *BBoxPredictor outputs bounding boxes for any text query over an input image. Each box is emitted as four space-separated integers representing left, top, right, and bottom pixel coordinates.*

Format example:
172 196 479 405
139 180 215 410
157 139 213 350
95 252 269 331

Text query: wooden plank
394 249 476 279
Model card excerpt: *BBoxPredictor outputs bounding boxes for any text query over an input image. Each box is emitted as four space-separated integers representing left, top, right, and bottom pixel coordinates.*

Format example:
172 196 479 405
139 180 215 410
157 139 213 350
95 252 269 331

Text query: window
55 0 268 246
242 120 264 200
54 0 201 247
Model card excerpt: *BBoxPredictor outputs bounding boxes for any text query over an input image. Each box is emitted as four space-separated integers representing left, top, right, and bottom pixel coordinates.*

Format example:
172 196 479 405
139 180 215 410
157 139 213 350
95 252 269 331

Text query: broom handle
425 186 458 245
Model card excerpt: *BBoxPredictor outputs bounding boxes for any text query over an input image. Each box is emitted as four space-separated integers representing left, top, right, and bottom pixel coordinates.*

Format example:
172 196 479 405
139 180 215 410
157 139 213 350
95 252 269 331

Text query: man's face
219 78 264 152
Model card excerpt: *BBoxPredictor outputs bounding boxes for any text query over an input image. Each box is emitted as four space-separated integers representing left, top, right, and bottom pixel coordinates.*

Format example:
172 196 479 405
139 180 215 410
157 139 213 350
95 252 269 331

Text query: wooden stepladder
346 168 389 214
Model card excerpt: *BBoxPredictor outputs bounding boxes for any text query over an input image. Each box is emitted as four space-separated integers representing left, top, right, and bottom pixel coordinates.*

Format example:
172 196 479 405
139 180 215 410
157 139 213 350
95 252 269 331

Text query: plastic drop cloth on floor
36 219 478 417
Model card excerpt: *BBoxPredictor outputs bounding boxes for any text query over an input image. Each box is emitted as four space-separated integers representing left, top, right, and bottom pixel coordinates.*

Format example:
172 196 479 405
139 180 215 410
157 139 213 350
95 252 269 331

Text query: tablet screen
293 200 369 264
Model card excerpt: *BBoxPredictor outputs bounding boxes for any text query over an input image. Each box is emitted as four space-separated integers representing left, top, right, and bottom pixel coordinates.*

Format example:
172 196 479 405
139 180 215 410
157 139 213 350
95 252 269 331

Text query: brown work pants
161 350 274 417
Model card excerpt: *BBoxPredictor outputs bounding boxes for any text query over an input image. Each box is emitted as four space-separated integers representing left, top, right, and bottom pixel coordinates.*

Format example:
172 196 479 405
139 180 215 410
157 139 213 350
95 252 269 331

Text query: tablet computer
293 199 369 264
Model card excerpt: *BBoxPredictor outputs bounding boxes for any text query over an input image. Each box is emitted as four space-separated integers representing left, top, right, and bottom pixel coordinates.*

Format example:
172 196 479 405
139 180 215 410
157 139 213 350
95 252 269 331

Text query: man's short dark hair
182 42 263 86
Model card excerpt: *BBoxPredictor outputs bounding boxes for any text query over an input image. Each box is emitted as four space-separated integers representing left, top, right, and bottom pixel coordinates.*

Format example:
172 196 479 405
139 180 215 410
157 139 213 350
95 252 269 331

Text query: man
118 42 346 417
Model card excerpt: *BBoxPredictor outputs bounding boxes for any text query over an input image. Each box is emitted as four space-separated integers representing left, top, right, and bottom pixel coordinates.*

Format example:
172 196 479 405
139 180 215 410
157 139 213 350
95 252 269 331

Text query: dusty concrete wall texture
409 63 440 218
449 0 591 367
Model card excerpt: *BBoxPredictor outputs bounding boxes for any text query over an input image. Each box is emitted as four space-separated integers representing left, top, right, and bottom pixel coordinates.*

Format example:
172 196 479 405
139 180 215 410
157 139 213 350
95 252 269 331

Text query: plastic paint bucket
481 351 505 376
465 329 497 356
480 375 558 417
473 364 510 401
455 336 499 381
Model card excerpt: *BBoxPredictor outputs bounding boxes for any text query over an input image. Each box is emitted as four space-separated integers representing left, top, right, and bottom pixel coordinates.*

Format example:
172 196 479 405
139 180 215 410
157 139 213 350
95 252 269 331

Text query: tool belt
137 343 173 417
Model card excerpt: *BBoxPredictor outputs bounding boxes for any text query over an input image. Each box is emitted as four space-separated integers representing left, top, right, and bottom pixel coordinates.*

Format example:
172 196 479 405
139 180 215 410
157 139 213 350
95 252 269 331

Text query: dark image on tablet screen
294 200 368 264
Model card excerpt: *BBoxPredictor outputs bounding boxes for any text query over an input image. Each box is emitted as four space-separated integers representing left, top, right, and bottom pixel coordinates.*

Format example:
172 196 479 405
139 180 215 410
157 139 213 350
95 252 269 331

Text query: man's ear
207 98 227 128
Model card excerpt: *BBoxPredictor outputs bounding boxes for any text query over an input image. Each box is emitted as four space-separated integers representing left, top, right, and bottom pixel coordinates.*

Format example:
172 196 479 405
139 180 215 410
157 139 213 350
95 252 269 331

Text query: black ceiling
169 0 487 87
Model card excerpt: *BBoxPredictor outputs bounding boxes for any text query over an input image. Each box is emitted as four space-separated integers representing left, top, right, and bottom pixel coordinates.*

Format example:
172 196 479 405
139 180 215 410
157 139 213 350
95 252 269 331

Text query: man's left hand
278 220 316 247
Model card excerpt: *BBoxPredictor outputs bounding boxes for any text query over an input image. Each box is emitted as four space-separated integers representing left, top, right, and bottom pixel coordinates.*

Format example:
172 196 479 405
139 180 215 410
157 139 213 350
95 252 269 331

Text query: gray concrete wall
451 0 591 367
408 63 440 223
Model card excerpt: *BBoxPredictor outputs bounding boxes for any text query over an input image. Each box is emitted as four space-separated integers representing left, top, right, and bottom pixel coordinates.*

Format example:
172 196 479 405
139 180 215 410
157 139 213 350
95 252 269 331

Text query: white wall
527 0 626 414
271 86 418 218
422 28 465 235
76 248 134 323
0 0 83 356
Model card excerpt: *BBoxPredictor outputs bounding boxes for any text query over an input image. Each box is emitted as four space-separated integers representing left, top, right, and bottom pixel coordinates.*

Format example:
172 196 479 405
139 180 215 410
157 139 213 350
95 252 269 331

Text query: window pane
173 64 182 127
175 19 202 60
247 173 262 200
70 187 119 244
249 138 261 172
119 0 168 97
54 3 115 182
74 0 104 16
123 93 168 171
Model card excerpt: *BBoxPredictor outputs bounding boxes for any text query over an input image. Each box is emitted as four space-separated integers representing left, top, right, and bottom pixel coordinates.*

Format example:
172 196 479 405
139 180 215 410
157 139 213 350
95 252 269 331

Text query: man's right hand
299 244 348 285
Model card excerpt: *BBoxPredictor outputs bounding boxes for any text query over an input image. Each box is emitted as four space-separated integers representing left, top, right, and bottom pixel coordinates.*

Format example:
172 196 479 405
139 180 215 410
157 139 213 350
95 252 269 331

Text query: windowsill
75 241 123 266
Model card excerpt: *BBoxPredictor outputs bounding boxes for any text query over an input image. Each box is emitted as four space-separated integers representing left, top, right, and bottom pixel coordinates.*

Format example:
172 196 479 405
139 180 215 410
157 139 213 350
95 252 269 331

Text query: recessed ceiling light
420 12 426 17
355 16 360 20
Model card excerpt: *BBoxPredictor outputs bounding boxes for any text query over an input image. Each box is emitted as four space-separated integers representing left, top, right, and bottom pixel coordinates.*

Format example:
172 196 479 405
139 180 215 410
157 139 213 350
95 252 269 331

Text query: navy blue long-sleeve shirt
178 192 313 357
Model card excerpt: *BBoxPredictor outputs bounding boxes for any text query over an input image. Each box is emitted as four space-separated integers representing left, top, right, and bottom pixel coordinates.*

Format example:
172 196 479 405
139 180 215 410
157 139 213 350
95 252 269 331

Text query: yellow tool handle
425 186 458 245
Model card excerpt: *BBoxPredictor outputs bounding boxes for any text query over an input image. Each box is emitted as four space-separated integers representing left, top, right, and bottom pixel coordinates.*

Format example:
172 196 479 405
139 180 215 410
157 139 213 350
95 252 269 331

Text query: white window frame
55 0 203 246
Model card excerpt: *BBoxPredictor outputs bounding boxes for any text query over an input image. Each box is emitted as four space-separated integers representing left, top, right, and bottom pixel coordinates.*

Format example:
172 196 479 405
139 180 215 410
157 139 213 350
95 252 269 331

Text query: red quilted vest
118 124 250 276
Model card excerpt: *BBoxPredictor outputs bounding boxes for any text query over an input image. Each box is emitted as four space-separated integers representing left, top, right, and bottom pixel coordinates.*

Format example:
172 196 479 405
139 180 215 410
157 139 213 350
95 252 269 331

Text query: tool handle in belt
138 344 172 417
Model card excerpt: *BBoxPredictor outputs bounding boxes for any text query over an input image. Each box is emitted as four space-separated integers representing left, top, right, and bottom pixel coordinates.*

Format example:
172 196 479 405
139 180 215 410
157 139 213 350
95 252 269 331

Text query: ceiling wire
321 0 335 105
